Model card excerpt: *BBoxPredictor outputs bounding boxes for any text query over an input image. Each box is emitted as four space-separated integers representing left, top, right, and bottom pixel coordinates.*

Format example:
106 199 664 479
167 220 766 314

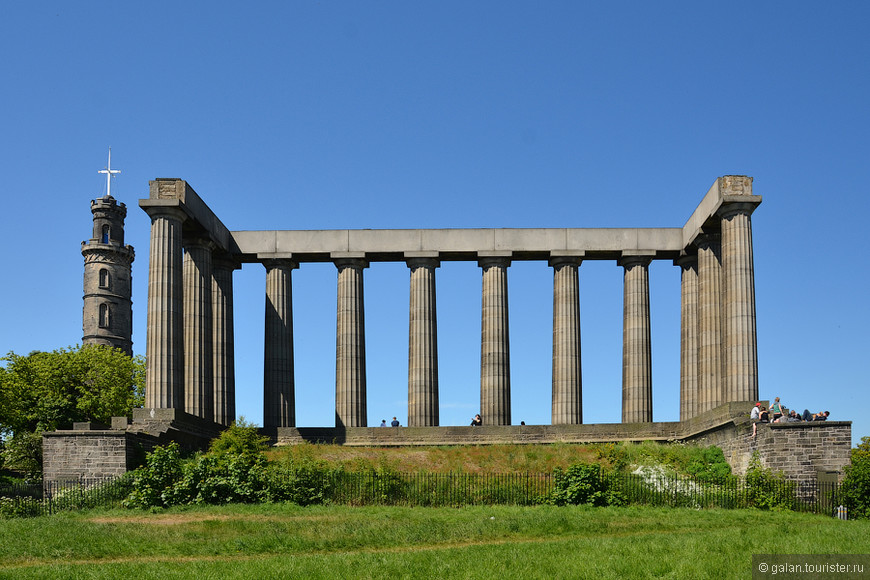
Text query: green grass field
1 504 868 579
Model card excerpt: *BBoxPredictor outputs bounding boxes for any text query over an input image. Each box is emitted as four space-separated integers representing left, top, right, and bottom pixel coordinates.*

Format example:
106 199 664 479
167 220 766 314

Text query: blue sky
1 2 868 446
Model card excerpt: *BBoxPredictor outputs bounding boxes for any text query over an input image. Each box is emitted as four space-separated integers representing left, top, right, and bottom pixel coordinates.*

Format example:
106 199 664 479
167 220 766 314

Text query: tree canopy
0 345 144 437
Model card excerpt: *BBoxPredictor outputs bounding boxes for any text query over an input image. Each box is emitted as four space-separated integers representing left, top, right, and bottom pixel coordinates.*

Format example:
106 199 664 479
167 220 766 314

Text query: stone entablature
139 176 761 429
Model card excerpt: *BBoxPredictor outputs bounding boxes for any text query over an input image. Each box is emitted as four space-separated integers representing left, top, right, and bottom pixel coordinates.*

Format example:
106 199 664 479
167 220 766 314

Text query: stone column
696 232 722 413
263 259 298 429
719 197 760 403
550 255 583 424
479 255 511 426
183 237 214 421
144 206 186 409
212 254 239 426
407 256 439 427
335 258 368 428
676 254 699 421
619 255 653 423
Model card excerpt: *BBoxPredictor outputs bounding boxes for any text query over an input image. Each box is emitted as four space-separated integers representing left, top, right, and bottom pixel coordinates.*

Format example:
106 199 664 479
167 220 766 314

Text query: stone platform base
42 402 851 487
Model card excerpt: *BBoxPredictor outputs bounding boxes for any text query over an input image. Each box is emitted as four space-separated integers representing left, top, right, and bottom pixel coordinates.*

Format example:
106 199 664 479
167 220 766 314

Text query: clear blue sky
2 2 868 446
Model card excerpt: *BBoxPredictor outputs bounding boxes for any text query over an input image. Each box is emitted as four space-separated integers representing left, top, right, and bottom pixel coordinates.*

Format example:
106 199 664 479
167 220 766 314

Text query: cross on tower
98 147 121 197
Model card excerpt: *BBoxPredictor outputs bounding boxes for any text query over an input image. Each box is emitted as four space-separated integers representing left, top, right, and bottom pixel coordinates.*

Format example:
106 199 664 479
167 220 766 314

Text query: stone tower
82 194 135 355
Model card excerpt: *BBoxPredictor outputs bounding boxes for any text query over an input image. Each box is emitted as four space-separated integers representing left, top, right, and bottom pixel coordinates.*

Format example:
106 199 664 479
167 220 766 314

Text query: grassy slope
1 504 868 579
266 442 618 473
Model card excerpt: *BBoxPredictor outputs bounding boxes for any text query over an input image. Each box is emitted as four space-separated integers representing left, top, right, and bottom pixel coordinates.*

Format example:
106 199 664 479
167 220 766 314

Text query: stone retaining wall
42 403 852 486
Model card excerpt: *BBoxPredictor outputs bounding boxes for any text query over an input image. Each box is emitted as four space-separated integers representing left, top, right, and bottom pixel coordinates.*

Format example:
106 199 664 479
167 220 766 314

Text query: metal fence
0 472 844 517
0 477 133 517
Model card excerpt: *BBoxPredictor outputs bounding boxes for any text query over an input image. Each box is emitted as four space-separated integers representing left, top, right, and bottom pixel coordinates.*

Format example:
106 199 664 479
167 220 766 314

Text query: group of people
750 397 830 436
378 413 489 427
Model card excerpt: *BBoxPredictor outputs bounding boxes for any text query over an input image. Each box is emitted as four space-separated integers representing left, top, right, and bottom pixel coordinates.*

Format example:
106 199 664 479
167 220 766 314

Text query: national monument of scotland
43 175 851 488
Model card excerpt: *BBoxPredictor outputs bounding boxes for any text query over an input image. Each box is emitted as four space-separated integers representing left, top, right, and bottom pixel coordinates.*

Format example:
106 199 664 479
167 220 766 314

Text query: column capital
548 254 584 269
183 235 215 252
262 258 299 271
693 231 720 251
142 204 187 223
406 256 440 269
477 252 511 269
213 252 242 271
333 257 369 270
717 201 760 220
674 253 698 269
617 253 653 269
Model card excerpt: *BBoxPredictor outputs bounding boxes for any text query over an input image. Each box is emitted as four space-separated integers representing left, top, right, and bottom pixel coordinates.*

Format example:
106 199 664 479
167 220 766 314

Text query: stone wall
43 430 143 482
708 420 852 480
42 404 852 487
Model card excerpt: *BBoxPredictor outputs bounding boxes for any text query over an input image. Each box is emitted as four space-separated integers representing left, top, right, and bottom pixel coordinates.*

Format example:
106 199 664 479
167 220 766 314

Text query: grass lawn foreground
1 504 868 579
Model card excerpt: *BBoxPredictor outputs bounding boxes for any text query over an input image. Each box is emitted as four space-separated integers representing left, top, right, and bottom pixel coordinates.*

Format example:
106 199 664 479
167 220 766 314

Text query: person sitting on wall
771 397 784 422
471 414 482 426
785 410 802 422
380 419 387 427
391 417 400 427
751 403 764 437
802 410 830 422
752 405 770 437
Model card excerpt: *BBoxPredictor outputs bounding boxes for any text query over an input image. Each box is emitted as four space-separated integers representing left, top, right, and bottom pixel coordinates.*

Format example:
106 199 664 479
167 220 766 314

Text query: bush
549 462 624 507
125 423 276 509
2 431 43 482
266 458 333 506
209 418 269 456
743 452 797 510
840 436 870 519
124 442 185 509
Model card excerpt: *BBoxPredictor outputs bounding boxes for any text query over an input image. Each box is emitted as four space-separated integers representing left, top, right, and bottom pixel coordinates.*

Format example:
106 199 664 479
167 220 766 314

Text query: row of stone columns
678 202 759 420
144 206 757 428
143 207 238 426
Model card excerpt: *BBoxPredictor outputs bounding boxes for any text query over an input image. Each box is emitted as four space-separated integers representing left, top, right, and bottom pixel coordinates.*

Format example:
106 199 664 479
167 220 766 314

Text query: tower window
99 304 111 329
99 269 110 289
102 225 110 243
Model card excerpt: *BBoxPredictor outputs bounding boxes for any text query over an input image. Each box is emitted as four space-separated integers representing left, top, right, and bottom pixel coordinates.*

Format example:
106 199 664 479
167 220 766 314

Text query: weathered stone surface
407 258 439 427
82 195 135 355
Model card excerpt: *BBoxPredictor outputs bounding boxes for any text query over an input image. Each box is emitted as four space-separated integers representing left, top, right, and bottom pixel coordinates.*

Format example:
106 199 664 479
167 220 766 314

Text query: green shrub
840 436 870 519
743 452 797 510
685 446 734 484
549 462 624 507
209 418 269 456
124 442 185 509
1 431 43 482
0 495 41 518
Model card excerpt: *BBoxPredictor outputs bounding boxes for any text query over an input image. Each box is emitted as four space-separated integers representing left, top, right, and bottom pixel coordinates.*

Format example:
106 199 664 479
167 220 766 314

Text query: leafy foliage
743 452 797 510
124 442 185 509
549 462 625 506
1 431 44 482
0 345 145 436
840 436 870 519
208 418 269 456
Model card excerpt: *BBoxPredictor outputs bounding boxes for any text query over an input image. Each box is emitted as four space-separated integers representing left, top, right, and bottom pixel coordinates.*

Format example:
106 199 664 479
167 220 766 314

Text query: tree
0 345 145 437
840 436 870 519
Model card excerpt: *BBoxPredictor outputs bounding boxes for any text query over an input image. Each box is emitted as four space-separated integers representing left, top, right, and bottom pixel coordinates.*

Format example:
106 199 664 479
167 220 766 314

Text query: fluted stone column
407 256 439 427
620 255 653 423
550 255 583 424
719 199 760 403
144 206 186 409
479 255 511 426
212 255 239 426
676 254 699 421
335 258 368 428
183 237 214 421
263 259 297 429
696 233 722 413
